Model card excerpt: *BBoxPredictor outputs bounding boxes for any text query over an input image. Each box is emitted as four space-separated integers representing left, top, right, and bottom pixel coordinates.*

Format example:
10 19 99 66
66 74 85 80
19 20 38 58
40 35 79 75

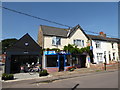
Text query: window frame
73 39 84 47
52 36 61 46
95 41 101 48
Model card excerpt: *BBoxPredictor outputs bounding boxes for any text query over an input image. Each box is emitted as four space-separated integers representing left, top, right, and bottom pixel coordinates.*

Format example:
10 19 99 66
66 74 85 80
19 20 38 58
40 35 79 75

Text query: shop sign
90 46 93 50
59 51 66 54
44 51 56 55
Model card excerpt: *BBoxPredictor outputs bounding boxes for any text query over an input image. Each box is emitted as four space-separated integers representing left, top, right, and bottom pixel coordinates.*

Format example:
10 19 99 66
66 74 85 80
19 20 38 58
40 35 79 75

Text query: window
96 41 101 48
73 39 84 47
0 56 2 60
109 51 111 60
66 55 71 66
82 40 84 47
97 53 103 62
25 42 29 46
47 55 58 67
112 43 114 48
113 52 115 60
52 37 61 46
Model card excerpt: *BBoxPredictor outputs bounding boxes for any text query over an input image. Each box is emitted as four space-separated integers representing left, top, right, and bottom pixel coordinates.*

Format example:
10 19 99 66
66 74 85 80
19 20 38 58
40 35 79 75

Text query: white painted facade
43 28 89 50
92 40 119 64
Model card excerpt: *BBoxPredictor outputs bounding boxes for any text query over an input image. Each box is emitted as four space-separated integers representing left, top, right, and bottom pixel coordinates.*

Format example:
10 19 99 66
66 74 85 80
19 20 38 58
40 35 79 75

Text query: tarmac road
2 70 118 88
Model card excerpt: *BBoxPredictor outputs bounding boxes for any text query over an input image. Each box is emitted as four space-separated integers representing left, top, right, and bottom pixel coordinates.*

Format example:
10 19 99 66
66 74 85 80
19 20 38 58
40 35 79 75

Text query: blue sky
2 2 118 41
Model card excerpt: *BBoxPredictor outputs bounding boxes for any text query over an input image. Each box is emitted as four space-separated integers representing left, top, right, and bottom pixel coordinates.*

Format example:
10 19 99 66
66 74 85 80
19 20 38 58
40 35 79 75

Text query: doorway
59 55 64 71
10 55 39 73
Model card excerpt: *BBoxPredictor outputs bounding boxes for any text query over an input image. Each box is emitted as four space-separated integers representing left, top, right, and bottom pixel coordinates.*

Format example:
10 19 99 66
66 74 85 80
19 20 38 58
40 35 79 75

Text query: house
38 24 90 49
88 32 119 64
38 24 91 72
5 33 42 74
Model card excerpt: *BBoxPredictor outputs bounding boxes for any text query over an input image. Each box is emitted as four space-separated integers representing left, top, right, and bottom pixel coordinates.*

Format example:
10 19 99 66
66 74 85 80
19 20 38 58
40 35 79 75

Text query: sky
1 2 118 41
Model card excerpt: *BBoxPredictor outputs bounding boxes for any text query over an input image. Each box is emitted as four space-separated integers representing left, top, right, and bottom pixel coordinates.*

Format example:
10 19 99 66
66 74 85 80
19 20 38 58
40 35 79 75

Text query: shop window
66 55 70 66
0 56 2 60
47 55 58 67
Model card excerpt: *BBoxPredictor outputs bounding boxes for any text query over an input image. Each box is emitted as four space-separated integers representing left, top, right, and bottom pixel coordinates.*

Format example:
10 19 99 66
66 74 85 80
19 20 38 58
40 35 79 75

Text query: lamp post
104 55 107 71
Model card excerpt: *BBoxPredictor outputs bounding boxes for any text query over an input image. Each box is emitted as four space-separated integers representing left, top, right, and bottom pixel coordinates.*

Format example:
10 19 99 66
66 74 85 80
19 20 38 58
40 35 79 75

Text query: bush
2 73 14 80
39 69 49 77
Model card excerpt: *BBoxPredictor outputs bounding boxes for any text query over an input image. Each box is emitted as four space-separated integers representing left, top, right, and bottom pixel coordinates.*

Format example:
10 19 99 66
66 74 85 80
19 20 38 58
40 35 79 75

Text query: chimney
99 31 106 37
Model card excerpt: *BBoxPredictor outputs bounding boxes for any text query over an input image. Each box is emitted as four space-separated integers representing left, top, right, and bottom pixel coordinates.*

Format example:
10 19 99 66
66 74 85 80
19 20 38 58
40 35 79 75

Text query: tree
1 38 18 53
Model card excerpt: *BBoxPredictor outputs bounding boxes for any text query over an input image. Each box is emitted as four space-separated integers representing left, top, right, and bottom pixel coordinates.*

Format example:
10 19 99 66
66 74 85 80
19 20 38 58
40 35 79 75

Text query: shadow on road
71 84 79 90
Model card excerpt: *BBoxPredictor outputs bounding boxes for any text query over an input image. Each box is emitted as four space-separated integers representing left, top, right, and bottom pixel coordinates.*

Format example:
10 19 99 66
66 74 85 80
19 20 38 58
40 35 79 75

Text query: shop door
59 55 64 71
80 55 86 68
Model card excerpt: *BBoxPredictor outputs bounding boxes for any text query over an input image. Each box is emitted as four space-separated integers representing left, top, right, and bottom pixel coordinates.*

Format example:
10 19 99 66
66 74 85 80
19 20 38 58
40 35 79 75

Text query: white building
88 32 119 64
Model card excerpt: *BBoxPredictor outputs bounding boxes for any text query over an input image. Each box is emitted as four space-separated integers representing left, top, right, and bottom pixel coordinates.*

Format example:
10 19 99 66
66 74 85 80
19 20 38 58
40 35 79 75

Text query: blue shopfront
42 51 72 72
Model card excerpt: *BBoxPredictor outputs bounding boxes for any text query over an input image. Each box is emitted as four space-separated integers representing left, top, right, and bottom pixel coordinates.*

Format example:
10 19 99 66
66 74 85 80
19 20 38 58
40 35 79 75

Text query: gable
7 33 41 52
70 28 89 41
40 25 89 39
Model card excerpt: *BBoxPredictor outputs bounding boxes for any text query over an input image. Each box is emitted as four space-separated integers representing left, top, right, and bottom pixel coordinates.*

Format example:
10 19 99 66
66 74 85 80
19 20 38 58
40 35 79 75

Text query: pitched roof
6 33 41 52
41 25 68 38
87 34 119 42
40 25 90 39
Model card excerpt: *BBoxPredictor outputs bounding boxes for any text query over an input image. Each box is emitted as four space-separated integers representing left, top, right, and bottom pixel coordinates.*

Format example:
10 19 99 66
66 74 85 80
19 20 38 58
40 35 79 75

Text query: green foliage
44 48 60 52
1 38 18 53
50 48 60 52
39 69 49 77
46 48 50 51
63 44 90 54
2 73 14 80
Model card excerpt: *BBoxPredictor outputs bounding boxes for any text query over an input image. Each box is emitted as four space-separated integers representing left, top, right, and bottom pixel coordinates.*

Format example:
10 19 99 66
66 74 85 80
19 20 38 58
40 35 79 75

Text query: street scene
0 1 120 89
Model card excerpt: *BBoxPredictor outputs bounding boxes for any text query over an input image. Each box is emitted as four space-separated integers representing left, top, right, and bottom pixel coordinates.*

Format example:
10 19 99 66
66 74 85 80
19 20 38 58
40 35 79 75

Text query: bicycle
27 65 41 75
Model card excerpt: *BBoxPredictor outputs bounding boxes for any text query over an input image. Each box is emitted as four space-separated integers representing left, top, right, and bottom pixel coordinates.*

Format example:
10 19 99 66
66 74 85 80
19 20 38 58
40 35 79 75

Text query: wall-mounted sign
90 46 93 50
44 51 56 55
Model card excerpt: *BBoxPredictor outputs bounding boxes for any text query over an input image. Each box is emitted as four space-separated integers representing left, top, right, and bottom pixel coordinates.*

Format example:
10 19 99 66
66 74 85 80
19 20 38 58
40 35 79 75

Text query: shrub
2 73 14 80
39 69 49 77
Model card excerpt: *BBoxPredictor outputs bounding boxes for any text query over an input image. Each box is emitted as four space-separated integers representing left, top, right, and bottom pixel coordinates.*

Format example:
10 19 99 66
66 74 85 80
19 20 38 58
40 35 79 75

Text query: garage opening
10 55 39 73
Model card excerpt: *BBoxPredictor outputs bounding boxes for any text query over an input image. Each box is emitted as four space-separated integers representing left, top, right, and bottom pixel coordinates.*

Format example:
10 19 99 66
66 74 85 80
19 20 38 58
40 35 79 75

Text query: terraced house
38 24 90 49
88 32 119 64
38 25 91 72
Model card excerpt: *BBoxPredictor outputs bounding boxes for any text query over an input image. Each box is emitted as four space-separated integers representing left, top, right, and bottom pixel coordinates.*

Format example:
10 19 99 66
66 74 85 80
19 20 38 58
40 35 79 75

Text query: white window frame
95 41 101 48
52 36 61 46
73 39 84 47
97 53 103 62
113 52 115 60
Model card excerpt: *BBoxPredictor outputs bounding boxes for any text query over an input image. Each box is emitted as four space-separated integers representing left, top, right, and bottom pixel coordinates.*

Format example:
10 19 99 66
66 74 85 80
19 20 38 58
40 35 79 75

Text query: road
2 71 118 88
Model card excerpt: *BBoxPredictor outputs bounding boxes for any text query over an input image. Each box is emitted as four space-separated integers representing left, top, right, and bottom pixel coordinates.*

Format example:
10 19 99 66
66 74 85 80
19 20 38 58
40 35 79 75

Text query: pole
104 55 107 71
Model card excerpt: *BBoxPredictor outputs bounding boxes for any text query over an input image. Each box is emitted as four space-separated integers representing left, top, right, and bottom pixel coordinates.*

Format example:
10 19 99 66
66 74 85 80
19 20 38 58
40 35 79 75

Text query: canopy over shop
5 33 42 74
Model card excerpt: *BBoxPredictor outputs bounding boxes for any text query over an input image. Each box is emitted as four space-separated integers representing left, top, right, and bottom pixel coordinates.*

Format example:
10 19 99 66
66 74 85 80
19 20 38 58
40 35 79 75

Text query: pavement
1 62 119 83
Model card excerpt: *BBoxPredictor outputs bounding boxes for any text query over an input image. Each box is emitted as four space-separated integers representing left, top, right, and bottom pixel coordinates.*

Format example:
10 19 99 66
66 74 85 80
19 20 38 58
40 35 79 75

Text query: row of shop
4 33 91 74
43 51 90 73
